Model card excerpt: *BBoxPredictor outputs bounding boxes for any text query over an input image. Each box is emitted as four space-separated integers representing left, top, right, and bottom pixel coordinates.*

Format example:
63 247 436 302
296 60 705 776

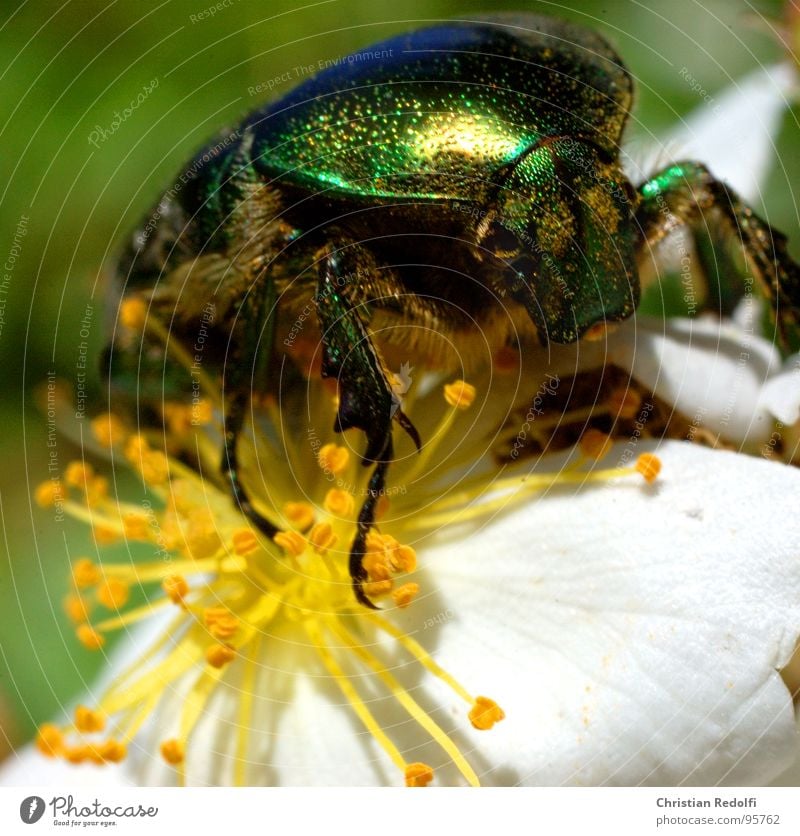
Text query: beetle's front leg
220 274 278 538
635 161 800 349
315 243 419 607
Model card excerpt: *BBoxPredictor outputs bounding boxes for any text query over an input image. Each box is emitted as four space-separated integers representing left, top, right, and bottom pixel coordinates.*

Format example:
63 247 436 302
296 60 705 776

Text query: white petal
608 315 781 443
759 354 800 427
414 440 800 785
127 635 394 787
627 63 794 203
0 746 131 786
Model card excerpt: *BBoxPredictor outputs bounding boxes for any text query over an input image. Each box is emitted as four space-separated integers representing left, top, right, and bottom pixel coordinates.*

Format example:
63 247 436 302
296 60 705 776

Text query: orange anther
77 624 105 650
160 738 184 765
469 696 505 731
443 379 476 409
636 453 662 484
405 762 434 787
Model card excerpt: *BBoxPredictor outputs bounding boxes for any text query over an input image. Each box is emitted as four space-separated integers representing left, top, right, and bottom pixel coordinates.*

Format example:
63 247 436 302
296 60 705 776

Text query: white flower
2 435 799 787
3 39 800 790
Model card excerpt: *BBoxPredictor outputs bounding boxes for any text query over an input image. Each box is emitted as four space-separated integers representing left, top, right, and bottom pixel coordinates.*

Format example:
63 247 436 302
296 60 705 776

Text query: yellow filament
235 633 261 787
331 620 480 787
365 612 474 705
412 462 643 530
93 596 173 632
306 621 407 774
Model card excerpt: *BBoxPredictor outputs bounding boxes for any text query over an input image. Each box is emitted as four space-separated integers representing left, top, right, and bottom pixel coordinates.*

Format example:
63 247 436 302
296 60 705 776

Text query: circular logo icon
19 796 46 824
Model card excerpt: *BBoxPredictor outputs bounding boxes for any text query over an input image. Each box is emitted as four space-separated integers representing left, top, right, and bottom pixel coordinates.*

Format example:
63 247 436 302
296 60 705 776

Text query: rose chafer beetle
106 14 800 606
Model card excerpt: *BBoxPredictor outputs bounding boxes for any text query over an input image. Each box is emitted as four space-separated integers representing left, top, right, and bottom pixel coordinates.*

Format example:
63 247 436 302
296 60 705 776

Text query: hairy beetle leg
636 161 800 350
220 271 279 538
315 242 420 605
221 389 278 538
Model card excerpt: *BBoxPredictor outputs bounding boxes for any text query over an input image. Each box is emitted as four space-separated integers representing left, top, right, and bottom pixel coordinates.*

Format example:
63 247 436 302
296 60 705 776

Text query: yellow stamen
74 705 105 733
34 480 63 508
443 379 477 410
362 552 390 581
97 578 130 609
364 576 394 597
140 451 170 486
307 621 409 777
332 621 480 787
392 582 420 609
36 723 64 757
77 624 104 650
93 525 120 546
91 412 127 448
579 429 612 461
308 522 338 555
204 608 239 641
63 593 89 624
273 529 306 557
162 575 189 604
231 528 259 556
119 297 147 330
99 739 127 763
607 386 642 420
160 738 184 765
64 745 90 765
123 512 151 541
206 643 236 668
65 461 94 489
323 488 355 518
234 634 260 787
184 509 222 559
365 612 475 706
636 453 662 483
405 380 478 482
405 762 435 787
318 443 350 475
283 501 315 531
72 557 100 589
389 544 417 574
469 696 505 731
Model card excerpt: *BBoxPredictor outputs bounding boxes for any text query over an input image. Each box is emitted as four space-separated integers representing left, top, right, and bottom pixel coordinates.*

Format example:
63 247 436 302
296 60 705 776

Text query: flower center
34 313 661 786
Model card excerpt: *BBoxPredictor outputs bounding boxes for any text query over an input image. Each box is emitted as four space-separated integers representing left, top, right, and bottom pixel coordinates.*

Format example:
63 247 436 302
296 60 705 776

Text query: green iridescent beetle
106 14 800 605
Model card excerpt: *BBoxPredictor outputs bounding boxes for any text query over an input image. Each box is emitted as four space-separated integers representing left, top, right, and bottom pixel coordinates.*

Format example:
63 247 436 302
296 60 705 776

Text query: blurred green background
0 0 798 758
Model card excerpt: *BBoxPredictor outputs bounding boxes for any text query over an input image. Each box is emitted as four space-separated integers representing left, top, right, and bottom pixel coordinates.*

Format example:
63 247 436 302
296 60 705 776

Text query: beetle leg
220 274 279 538
316 244 420 606
635 161 800 350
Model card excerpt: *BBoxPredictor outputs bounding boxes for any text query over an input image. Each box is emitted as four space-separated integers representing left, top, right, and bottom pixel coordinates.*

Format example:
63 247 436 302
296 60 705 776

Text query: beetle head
485 137 639 344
